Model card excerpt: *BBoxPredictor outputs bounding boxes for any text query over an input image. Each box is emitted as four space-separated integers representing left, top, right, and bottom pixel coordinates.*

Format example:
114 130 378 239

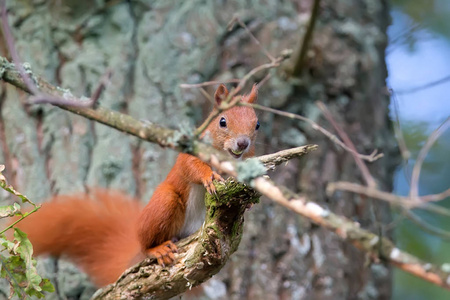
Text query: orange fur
15 84 259 287
17 189 143 287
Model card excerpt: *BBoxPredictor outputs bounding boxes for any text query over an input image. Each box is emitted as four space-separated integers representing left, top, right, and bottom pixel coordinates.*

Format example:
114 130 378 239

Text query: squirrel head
203 84 259 159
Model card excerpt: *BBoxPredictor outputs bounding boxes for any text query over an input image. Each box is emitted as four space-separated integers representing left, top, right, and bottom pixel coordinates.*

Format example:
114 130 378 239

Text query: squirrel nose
236 137 250 151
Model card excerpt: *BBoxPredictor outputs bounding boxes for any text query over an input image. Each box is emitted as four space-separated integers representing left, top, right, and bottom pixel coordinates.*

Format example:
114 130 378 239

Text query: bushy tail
16 189 144 287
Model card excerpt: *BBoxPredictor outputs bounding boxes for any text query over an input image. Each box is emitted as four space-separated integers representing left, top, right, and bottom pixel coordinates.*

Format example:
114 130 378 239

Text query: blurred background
388 1 450 299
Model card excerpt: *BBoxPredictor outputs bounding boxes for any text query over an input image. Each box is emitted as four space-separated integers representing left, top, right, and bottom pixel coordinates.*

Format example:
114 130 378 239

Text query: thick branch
204 158 450 292
93 180 259 299
0 56 201 153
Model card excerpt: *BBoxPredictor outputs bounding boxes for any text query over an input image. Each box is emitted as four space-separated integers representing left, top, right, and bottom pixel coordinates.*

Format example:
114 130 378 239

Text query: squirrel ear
243 84 258 104
214 84 229 105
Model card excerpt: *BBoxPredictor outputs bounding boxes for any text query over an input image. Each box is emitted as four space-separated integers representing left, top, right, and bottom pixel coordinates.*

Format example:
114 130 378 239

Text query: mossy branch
92 179 259 300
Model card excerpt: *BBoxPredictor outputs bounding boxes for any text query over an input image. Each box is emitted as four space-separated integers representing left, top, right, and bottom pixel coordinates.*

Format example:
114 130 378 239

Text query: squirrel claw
212 171 225 183
146 240 178 266
202 171 224 195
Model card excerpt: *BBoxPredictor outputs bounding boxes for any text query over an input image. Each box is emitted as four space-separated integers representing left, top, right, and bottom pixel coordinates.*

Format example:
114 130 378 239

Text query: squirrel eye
255 121 260 130
219 117 227 128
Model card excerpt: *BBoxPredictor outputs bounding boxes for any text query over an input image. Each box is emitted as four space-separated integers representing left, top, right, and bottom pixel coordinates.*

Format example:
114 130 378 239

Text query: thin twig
257 73 272 88
180 79 241 89
234 53 289 95
394 74 450 95
0 0 38 95
288 0 321 77
184 13 292 138
199 87 215 105
230 15 276 62
401 208 450 240
316 101 377 188
388 23 422 47
389 89 413 193
410 117 450 200
421 188 450 203
90 68 113 106
327 181 450 218
390 89 410 161
241 102 383 162
193 52 290 137
0 206 40 235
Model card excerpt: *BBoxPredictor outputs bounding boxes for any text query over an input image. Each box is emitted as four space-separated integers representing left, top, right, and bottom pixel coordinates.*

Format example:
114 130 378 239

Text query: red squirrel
15 84 259 287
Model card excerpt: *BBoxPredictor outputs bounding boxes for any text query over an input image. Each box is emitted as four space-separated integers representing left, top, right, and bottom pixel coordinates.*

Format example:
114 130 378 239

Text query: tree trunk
0 0 396 299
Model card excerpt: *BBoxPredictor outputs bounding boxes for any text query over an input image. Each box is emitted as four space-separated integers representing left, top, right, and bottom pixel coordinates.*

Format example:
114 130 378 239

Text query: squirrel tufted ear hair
214 84 229 105
243 84 258 104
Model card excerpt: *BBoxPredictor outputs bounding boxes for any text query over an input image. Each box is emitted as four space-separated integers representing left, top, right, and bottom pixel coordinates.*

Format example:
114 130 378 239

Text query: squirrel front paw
145 240 178 266
202 171 225 194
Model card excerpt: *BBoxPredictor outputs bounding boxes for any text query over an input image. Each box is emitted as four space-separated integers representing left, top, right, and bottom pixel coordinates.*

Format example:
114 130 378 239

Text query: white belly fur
179 184 206 239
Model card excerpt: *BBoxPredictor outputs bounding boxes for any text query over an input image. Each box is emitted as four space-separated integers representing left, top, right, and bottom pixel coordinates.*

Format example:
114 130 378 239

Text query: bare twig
241 102 383 162
316 101 377 188
184 13 292 138
422 188 450 203
233 52 290 96
257 72 272 88
192 51 291 137
327 181 450 218
389 89 410 161
410 117 450 200
388 23 422 47
394 74 450 95
183 15 381 163
288 0 321 77
180 79 241 89
400 208 450 240
228 15 276 62
0 0 38 95
90 68 113 106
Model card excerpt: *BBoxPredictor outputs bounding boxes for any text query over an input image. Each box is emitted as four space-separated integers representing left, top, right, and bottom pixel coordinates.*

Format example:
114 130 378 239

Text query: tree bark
0 0 396 299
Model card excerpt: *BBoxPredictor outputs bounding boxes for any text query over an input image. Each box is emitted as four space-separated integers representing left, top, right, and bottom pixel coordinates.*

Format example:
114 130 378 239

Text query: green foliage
0 229 55 298
0 203 21 218
0 165 36 207
0 165 54 298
